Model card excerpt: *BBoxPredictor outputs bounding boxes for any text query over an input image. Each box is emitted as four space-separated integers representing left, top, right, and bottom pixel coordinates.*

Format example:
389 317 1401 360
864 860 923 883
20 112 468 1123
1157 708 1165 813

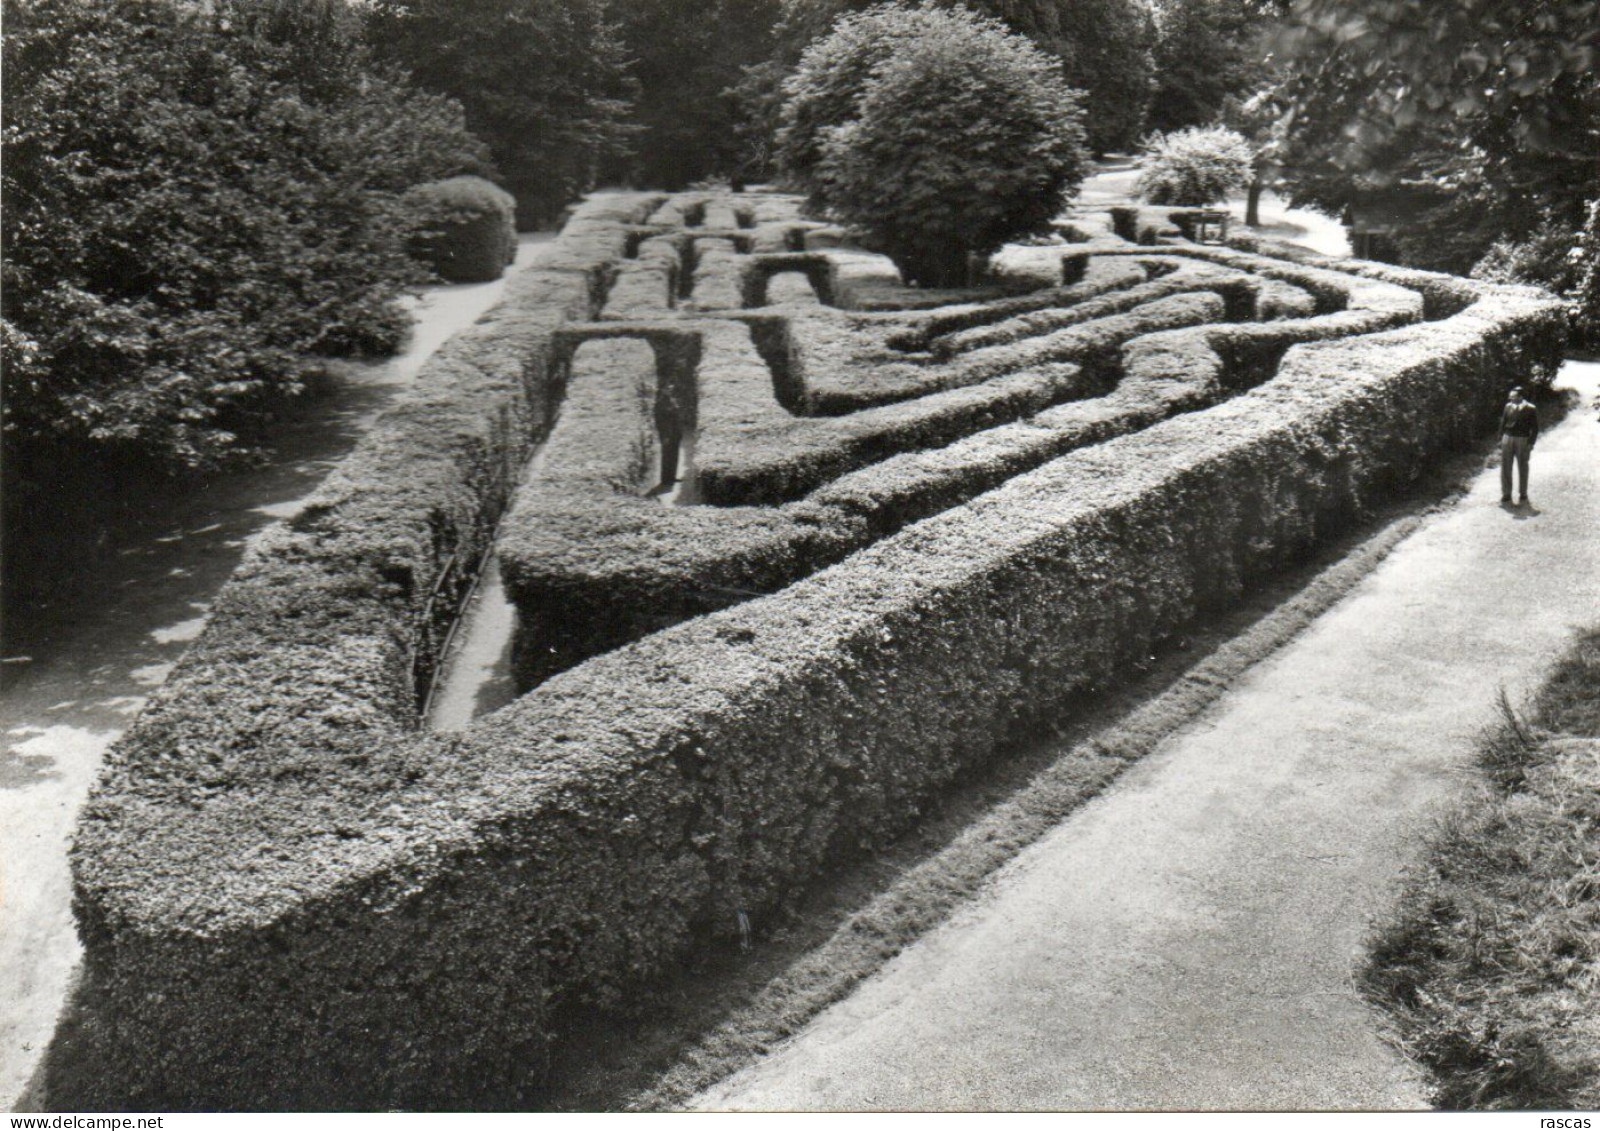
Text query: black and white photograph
2 0 1597 1117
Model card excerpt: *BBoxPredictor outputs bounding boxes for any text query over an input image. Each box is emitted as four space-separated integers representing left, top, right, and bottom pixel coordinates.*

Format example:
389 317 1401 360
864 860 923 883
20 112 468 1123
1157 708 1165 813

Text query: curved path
0 236 553 1111
693 360 1600 1112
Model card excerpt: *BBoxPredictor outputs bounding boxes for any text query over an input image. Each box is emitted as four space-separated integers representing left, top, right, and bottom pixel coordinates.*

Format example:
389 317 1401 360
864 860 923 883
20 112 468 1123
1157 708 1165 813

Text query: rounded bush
774 4 963 197
402 176 518 283
1135 125 1255 207
805 6 1088 288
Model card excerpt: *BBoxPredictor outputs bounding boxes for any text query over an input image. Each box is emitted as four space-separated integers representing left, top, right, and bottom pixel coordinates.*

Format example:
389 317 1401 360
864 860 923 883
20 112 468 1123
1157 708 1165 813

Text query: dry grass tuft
1363 627 1600 1111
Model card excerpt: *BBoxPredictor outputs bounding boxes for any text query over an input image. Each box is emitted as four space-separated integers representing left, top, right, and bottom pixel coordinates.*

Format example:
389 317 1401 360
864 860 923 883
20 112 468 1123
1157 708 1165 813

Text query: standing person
656 370 687 490
1499 386 1540 504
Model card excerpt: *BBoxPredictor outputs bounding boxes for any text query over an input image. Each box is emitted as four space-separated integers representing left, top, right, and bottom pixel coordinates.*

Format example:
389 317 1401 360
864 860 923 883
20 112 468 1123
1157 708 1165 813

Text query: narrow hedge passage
65 190 1565 1109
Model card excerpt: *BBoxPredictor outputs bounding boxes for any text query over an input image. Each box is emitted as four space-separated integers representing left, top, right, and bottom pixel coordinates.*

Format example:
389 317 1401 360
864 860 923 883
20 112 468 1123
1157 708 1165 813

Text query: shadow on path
1 235 555 1111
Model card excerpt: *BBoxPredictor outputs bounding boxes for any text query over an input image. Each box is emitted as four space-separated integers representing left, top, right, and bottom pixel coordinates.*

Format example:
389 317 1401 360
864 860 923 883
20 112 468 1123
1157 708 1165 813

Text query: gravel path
1075 155 1350 257
693 360 1600 1111
0 236 553 1111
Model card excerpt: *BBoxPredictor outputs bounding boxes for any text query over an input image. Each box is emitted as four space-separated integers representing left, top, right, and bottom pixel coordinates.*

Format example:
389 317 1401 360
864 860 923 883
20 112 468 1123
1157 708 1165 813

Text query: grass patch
523 444 1499 1111
1362 626 1600 1110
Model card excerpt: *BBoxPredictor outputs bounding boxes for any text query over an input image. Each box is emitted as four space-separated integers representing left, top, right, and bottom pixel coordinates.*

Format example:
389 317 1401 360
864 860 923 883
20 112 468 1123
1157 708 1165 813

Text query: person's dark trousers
659 426 682 487
1500 434 1531 500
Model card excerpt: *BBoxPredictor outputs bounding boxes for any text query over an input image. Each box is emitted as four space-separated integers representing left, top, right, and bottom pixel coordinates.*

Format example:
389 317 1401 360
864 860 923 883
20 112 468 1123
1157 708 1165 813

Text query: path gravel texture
1075 156 1351 257
0 236 553 1111
694 360 1600 1112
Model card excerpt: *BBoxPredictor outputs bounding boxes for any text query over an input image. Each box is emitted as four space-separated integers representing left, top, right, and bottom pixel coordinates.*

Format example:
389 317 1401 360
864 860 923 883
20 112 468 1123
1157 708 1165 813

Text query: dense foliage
1280 0 1596 165
1146 0 1274 134
401 176 517 283
366 0 632 226
1473 200 1600 349
1136 126 1257 205
1273 0 1598 286
803 6 1088 286
1048 0 1158 154
607 0 782 189
773 4 937 197
1 0 490 480
774 0 1156 155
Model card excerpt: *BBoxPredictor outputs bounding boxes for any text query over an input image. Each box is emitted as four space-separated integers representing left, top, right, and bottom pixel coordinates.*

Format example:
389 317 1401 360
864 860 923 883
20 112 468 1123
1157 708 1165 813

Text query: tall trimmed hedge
495 237 1428 685
62 193 1565 1109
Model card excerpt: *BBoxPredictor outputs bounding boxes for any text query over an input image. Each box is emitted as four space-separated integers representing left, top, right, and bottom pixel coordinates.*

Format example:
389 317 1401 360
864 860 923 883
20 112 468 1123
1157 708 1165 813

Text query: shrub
1136 125 1256 207
402 176 517 283
777 0 1158 157
773 3 958 198
1470 221 1579 292
0 0 492 482
808 6 1088 286
366 0 634 228
65 200 1564 1105
1472 206 1600 350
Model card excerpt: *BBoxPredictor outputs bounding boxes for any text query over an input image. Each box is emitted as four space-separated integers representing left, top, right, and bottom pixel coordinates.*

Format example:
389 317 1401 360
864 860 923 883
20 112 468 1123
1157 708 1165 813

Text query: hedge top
72 188 1562 941
402 174 516 215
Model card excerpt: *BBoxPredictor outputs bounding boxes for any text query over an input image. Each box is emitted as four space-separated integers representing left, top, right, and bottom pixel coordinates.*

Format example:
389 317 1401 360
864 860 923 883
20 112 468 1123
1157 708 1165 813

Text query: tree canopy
800 4 1088 286
1274 0 1598 254
366 0 633 226
2 0 489 477
607 0 783 189
1146 0 1275 135
776 0 1157 154
1280 0 1596 158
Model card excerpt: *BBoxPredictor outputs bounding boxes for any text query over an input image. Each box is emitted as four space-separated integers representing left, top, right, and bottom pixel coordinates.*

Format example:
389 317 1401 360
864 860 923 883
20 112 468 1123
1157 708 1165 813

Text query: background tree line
0 0 1213 491
4 0 1593 532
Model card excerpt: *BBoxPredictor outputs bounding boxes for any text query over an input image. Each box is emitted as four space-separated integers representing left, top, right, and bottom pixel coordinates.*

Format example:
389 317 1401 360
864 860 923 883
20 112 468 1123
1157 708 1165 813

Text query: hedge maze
68 191 1565 1109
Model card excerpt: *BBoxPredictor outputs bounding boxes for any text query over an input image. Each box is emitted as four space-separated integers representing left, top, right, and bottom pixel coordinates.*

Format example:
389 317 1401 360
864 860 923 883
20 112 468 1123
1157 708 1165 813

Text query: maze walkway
0 236 555 1111
693 359 1600 1112
38 185 1570 1108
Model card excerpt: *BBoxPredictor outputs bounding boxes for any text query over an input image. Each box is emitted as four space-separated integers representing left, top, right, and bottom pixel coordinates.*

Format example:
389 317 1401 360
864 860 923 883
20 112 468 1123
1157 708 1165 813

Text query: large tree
2 0 489 478
1146 0 1276 135
1049 0 1159 153
366 0 634 226
798 5 1089 286
774 0 1157 155
1273 0 1598 270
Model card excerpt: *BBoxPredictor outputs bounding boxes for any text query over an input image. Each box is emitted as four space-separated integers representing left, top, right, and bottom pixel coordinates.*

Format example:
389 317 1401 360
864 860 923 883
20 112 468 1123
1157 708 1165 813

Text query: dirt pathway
1076 155 1351 257
693 360 1600 1111
0 236 553 1111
